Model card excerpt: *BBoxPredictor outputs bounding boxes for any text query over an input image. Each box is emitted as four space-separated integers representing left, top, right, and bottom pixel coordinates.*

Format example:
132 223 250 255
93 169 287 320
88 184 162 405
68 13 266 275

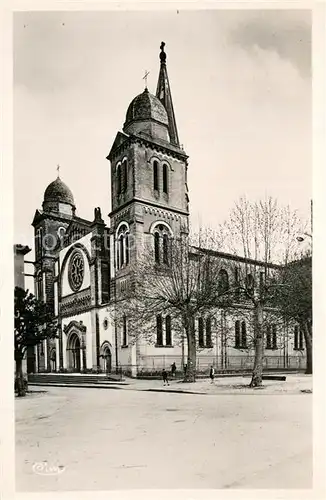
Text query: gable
106 132 129 161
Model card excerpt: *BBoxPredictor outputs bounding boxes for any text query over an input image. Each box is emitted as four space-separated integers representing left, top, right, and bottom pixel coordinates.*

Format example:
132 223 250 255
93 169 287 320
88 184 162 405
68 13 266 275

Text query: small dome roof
43 177 75 206
125 88 168 127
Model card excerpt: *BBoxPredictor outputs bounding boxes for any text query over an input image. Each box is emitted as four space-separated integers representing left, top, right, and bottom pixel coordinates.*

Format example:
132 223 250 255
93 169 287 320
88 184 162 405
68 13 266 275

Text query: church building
31 43 306 375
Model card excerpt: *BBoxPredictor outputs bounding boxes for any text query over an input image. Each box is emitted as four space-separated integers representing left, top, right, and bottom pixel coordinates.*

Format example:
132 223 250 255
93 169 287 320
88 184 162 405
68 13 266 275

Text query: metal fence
120 354 306 376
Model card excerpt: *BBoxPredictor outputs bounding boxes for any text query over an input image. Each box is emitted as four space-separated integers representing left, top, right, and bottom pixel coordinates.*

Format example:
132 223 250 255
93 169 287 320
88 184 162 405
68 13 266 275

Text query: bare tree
115 231 231 382
220 196 305 386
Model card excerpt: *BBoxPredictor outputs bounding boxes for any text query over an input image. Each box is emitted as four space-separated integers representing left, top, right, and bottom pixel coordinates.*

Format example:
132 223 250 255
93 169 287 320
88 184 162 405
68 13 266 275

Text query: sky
14 9 312 261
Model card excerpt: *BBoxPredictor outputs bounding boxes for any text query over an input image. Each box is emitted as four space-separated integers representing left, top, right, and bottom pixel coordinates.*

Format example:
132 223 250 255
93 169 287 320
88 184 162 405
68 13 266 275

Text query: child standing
162 368 169 386
209 365 215 384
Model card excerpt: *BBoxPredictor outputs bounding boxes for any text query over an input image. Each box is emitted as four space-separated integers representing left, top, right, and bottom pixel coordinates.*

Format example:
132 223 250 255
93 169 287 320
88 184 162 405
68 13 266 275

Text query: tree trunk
15 355 27 397
250 301 264 387
301 320 313 374
184 314 196 382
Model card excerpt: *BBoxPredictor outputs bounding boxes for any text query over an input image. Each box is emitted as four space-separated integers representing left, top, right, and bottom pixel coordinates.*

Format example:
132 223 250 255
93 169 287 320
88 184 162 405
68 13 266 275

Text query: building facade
31 43 306 375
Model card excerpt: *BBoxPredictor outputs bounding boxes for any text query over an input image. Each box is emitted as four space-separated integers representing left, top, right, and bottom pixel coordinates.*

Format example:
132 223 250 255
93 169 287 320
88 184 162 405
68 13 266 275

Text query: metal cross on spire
56 164 61 178
143 70 150 89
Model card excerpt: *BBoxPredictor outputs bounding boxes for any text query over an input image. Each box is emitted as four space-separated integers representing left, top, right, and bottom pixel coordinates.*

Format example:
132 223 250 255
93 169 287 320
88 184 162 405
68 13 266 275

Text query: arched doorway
100 344 112 374
67 333 81 372
50 348 56 372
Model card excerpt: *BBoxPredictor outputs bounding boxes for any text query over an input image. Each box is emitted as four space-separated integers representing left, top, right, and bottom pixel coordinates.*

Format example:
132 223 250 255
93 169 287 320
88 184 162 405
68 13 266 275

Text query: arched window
165 315 172 346
272 324 277 349
116 224 130 270
163 234 169 265
235 320 241 348
35 228 43 259
218 269 229 294
153 224 172 266
266 325 272 349
154 232 160 264
162 163 168 194
294 325 299 349
299 328 304 350
122 160 128 192
36 271 43 301
153 160 159 191
122 315 128 346
117 164 122 195
206 317 212 347
125 233 129 265
119 234 124 268
156 314 163 345
241 321 247 348
198 317 204 347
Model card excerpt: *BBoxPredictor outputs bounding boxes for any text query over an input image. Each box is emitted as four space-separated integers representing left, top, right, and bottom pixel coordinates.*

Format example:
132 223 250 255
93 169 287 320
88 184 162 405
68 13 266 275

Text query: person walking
171 362 176 378
162 368 169 386
209 365 215 384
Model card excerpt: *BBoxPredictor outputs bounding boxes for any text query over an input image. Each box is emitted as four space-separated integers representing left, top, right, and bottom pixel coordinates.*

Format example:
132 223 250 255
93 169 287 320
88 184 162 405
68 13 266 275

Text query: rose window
68 251 84 292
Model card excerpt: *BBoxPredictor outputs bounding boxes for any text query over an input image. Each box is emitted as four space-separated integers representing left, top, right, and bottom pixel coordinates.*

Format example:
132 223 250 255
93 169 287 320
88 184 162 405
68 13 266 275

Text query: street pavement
15 375 312 491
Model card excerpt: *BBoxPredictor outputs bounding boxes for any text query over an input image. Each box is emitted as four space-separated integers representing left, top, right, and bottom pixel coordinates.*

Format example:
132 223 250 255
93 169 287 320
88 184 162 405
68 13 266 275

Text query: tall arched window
153 224 172 266
163 234 169 265
125 233 129 265
241 321 247 348
266 325 272 349
162 163 168 194
116 224 130 270
117 164 122 195
198 317 204 347
299 328 304 350
36 271 43 301
153 160 159 191
272 324 277 349
119 234 124 268
294 325 299 349
154 232 160 264
122 160 128 192
35 228 43 259
156 314 163 345
122 315 128 346
206 317 212 347
218 269 229 294
235 320 241 348
165 315 172 346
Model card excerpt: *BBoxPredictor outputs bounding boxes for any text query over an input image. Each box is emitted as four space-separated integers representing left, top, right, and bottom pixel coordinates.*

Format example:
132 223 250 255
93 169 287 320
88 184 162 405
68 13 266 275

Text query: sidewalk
29 373 312 396
123 373 313 395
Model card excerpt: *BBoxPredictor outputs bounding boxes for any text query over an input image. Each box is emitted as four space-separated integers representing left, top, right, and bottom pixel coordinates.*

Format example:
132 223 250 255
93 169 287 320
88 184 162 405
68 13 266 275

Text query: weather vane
143 70 150 89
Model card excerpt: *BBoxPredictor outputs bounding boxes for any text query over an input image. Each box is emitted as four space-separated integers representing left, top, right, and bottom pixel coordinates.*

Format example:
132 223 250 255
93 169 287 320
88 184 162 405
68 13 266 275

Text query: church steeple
156 42 180 147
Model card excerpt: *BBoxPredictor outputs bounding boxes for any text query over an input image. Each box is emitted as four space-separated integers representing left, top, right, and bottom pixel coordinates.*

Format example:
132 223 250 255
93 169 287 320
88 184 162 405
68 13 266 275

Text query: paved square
15 384 312 491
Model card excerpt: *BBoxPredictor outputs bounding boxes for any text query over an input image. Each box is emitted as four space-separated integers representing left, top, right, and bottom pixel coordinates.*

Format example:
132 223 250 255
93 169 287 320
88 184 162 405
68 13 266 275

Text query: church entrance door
67 333 81 372
101 346 112 374
50 348 56 372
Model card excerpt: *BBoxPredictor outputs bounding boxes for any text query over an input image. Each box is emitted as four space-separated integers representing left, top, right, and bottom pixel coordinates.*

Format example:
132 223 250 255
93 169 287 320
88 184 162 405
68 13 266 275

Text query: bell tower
106 42 190 290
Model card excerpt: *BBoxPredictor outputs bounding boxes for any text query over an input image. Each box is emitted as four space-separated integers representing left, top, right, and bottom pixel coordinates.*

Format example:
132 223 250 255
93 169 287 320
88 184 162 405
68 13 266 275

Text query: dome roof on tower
124 88 168 127
43 177 75 206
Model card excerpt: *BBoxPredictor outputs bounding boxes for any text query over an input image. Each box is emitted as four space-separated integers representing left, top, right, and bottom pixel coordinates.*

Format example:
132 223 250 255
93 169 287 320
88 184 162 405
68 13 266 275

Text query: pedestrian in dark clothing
184 364 187 377
209 365 215 384
162 369 169 386
171 362 176 378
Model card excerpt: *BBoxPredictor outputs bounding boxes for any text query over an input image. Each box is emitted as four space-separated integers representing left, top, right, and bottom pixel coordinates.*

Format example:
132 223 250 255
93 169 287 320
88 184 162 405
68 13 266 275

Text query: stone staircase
28 373 128 387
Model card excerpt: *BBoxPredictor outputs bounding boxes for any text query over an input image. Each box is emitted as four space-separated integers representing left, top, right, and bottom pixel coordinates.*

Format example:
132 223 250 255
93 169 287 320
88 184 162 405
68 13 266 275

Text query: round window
103 318 109 330
68 250 84 292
